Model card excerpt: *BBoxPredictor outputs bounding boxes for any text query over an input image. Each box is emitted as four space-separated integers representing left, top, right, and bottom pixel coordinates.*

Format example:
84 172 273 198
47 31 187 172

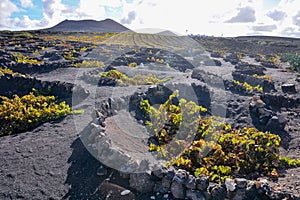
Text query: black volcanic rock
46 19 131 32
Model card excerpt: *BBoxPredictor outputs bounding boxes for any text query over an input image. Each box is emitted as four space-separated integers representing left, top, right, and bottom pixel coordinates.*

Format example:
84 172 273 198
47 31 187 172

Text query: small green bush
73 60 105 68
0 67 28 77
100 70 171 86
281 52 300 73
233 80 263 92
0 91 71 136
128 62 138 68
13 53 44 65
139 91 300 182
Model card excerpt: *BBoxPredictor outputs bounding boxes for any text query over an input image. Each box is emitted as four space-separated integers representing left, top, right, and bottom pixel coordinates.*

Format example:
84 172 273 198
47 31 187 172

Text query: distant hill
46 19 131 32
156 30 180 36
235 35 300 42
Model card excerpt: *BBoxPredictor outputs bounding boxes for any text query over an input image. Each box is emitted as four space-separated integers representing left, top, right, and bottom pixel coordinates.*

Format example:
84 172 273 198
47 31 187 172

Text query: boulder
211 51 223 58
185 175 196 189
281 83 297 93
171 181 185 199
210 184 227 200
129 173 155 193
196 174 210 191
161 167 175 189
265 114 287 132
186 189 206 200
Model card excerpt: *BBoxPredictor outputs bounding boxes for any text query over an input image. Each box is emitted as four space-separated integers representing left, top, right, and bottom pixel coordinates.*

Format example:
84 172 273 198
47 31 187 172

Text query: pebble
120 189 131 196
163 194 169 198
150 196 155 199
96 165 107 176
225 178 236 191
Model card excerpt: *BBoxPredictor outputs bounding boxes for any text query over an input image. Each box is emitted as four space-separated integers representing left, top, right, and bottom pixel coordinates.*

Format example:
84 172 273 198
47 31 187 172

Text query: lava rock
211 51 223 58
186 189 206 200
173 169 188 184
185 175 196 189
265 114 287 132
191 68 205 82
129 173 155 193
171 181 185 199
235 178 247 189
210 184 227 200
96 165 107 176
153 165 168 179
281 83 297 93
224 53 240 65
98 76 118 86
196 174 210 191
162 168 175 189
245 181 259 200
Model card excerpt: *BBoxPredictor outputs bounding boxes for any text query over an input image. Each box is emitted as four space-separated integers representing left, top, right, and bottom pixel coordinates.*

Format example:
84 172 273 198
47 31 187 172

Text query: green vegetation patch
281 51 300 73
233 80 263 92
72 60 105 68
0 67 28 77
100 70 171 86
140 91 300 182
13 53 44 65
0 90 71 136
253 74 272 82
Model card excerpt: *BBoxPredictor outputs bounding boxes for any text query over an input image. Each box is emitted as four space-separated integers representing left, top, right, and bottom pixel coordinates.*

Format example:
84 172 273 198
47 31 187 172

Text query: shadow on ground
62 137 136 200
62 138 105 200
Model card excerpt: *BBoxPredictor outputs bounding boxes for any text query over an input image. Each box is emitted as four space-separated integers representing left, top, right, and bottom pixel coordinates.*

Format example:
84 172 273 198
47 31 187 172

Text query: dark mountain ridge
46 18 131 32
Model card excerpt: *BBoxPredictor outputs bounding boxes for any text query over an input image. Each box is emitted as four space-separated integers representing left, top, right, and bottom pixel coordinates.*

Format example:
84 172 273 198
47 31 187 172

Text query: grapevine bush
100 70 171 86
233 80 263 92
72 60 105 68
0 90 71 136
13 53 44 65
140 91 300 182
0 67 27 77
281 51 300 73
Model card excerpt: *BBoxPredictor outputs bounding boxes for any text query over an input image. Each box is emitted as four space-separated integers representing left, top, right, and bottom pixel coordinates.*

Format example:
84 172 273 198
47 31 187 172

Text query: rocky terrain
0 29 299 200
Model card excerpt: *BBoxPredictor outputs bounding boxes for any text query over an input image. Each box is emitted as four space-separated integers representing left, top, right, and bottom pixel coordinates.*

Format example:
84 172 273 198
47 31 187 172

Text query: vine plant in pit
140 90 300 182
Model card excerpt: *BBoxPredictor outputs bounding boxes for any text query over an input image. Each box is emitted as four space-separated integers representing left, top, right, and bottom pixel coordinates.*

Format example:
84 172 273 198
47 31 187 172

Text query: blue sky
1 0 300 37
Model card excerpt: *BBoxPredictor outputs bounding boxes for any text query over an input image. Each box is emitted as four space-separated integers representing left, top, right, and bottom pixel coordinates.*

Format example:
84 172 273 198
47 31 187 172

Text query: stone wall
0 74 88 105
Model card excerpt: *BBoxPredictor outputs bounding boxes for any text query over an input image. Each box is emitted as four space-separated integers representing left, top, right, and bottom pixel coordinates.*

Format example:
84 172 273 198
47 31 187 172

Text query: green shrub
13 53 44 65
100 70 171 86
0 91 71 136
139 91 300 182
233 80 263 92
253 74 272 82
0 67 27 77
63 51 77 61
128 62 138 68
73 60 105 68
281 52 300 72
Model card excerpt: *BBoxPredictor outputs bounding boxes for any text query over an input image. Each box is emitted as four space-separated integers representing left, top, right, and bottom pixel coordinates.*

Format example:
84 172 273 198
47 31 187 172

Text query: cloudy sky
1 0 300 37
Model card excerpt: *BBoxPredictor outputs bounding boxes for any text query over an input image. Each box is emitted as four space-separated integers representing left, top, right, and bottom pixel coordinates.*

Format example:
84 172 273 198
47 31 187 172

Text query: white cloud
42 0 65 19
77 0 106 19
120 0 242 33
252 24 277 32
267 10 287 21
292 11 300 26
281 27 300 37
15 15 40 28
225 6 256 23
20 0 34 8
121 10 136 24
0 0 19 28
